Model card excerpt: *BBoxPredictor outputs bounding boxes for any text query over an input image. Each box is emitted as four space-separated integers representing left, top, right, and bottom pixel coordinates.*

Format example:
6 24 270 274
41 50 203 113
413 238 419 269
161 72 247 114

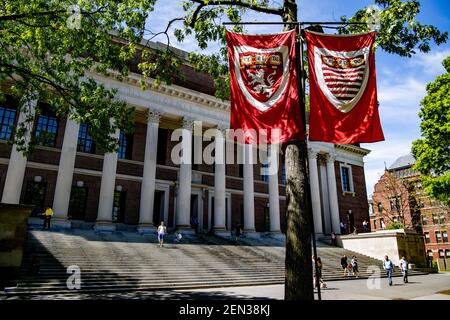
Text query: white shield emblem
314 47 370 113
234 45 290 112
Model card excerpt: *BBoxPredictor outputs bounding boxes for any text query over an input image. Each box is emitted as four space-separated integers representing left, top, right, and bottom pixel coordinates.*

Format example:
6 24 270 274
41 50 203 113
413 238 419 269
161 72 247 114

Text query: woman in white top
157 221 167 247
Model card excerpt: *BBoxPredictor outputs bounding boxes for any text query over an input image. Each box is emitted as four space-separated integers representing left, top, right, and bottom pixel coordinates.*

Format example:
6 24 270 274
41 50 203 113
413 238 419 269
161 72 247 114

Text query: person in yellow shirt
42 206 53 230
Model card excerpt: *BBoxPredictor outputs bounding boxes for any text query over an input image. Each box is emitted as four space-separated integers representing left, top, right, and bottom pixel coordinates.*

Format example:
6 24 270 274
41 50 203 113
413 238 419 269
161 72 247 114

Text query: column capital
326 152 337 163
182 117 195 130
147 110 162 124
308 148 319 160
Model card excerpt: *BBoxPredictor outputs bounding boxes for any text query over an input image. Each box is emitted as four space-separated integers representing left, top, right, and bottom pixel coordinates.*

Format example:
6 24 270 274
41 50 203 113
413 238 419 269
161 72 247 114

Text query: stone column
326 152 341 234
52 119 80 228
213 127 227 235
243 143 256 233
319 159 332 234
138 110 161 233
95 128 120 231
268 144 281 234
176 118 193 231
308 148 323 236
1 98 36 204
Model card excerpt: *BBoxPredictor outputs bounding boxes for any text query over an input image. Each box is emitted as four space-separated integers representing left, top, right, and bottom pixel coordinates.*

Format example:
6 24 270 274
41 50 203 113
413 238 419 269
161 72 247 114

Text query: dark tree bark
282 0 314 300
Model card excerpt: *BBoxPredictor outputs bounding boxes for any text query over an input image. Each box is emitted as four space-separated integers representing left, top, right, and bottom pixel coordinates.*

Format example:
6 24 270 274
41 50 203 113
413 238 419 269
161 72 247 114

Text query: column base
51 218 72 229
243 230 260 239
94 221 116 232
213 228 230 238
137 224 156 234
176 225 196 235
269 232 285 240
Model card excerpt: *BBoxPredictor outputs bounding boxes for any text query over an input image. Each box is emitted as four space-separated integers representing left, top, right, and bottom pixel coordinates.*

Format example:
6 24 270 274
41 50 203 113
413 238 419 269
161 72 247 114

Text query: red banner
226 30 304 144
305 30 384 144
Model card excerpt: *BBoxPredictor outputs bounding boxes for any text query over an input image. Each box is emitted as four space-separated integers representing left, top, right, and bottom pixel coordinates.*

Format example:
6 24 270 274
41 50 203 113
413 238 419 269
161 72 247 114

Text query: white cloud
410 49 450 75
362 136 418 197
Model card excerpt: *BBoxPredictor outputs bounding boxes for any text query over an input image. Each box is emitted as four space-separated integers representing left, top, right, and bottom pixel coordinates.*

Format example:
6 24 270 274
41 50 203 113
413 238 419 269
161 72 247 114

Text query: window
422 216 428 226
0 106 16 140
377 202 382 213
446 250 450 258
340 165 353 193
390 196 400 211
112 190 126 223
424 232 430 244
438 250 444 258
77 124 95 153
427 250 433 257
432 214 439 225
281 163 286 185
35 113 58 147
156 128 168 165
23 181 47 217
439 214 446 224
436 231 442 243
261 163 269 183
68 187 87 220
118 131 133 160
443 231 448 243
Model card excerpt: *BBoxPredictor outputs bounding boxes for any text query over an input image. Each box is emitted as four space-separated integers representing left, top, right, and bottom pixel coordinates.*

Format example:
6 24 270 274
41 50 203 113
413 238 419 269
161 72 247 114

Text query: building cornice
335 144 371 156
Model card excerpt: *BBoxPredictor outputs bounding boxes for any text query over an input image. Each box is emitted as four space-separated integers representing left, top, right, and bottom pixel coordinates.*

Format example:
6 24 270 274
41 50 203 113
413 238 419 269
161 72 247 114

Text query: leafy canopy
0 0 156 152
174 0 447 100
412 56 450 206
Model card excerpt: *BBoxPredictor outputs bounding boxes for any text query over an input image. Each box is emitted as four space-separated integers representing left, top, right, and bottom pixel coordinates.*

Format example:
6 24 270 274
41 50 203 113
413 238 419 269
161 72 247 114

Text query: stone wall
339 229 427 267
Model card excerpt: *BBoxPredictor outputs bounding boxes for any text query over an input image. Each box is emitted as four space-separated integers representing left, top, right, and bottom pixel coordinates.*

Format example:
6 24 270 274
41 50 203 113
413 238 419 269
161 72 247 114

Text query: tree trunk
282 0 314 300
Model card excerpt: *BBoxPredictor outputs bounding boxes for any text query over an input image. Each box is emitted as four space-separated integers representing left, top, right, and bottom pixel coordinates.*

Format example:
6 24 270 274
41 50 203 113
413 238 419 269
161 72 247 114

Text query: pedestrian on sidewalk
331 232 337 246
383 255 395 286
362 220 369 232
157 221 167 248
191 215 199 234
341 255 349 277
234 224 242 242
312 256 325 289
42 206 53 230
400 256 409 283
351 256 359 277
340 221 346 235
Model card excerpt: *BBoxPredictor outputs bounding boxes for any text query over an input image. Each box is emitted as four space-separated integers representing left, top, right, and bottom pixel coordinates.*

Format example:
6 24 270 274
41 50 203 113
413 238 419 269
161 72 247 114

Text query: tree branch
189 0 283 24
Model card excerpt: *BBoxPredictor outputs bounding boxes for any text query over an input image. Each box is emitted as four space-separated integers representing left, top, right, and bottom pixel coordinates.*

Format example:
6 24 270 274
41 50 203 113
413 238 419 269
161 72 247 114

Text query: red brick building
370 154 450 270
0 41 371 237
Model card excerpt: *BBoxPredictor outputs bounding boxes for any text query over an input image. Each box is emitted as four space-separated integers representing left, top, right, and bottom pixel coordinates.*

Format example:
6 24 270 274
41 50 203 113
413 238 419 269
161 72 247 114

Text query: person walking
312 256 324 289
42 206 53 230
351 256 359 277
234 224 242 242
400 256 409 283
157 221 167 248
191 215 199 234
383 255 395 286
341 255 349 277
340 221 346 235
330 232 337 246
362 220 369 232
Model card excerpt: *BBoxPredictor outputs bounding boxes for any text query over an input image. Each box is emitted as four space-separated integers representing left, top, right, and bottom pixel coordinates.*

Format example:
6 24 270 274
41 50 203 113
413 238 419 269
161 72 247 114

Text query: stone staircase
1 229 427 297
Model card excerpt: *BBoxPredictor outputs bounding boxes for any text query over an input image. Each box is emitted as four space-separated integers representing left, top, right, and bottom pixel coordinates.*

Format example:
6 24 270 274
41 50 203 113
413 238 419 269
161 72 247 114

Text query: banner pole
297 25 321 301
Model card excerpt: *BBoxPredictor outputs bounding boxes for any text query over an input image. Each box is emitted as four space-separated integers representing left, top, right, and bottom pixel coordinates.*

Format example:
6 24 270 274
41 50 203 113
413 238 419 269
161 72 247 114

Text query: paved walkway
180 273 450 300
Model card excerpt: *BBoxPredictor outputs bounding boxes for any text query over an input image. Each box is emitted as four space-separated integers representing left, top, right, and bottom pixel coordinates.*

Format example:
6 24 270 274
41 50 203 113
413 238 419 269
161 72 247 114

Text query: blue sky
145 1 450 196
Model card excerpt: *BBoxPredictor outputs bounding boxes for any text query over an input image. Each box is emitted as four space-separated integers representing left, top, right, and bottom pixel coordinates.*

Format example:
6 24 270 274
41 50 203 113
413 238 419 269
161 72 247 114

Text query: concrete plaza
181 273 450 300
